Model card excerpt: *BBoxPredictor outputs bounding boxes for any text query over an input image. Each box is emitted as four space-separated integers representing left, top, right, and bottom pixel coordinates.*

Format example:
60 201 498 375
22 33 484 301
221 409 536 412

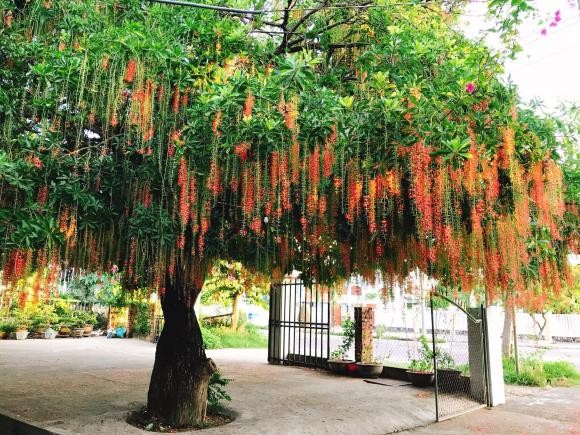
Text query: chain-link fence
431 294 488 421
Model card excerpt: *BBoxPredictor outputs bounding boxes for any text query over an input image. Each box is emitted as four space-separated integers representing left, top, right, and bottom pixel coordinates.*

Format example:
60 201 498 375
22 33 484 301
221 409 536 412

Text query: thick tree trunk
147 271 216 427
502 300 513 358
230 292 242 331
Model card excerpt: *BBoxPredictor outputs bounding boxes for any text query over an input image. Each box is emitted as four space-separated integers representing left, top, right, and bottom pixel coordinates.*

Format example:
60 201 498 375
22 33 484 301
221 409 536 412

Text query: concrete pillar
468 306 505 406
355 307 374 362
467 307 486 403
486 306 506 406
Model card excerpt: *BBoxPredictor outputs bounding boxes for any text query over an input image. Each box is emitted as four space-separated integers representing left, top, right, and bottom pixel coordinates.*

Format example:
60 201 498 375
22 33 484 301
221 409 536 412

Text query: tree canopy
0 0 573 310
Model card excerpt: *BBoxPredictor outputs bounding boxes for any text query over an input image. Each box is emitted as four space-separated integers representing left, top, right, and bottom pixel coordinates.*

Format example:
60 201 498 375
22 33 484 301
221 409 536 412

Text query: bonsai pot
437 369 462 393
59 326 71 337
0 332 7 340
328 359 354 376
72 327 85 338
356 362 383 379
83 325 94 337
35 326 48 334
15 329 29 340
407 370 434 387
43 327 57 340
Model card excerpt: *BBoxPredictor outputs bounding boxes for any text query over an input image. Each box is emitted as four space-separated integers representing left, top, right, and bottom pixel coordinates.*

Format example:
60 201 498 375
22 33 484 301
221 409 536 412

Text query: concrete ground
0 338 434 434
1 338 579 435
402 385 580 435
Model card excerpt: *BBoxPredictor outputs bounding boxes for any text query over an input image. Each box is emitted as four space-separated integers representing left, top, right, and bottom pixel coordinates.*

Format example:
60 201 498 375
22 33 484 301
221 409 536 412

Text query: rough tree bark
230 291 242 331
147 269 216 427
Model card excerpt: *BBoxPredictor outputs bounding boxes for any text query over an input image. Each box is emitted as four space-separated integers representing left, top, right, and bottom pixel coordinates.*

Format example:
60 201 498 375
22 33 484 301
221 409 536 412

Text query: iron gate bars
430 293 489 422
268 278 331 369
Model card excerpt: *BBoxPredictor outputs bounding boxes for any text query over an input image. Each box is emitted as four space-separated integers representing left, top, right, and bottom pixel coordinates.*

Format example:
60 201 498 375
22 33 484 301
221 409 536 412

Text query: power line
148 0 264 14
147 0 457 16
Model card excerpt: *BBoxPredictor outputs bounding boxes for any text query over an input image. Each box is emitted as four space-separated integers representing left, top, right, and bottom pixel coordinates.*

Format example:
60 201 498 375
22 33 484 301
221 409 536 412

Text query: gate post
484 306 506 406
467 307 486 403
467 306 506 406
354 307 374 362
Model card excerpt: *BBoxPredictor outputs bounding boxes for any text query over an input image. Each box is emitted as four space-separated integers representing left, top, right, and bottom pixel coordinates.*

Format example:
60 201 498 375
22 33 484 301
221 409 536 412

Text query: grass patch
503 357 580 387
202 324 268 349
543 361 580 386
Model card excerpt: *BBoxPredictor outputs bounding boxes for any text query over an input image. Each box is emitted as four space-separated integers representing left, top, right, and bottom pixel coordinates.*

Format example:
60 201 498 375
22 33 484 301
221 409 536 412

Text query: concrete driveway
0 338 434 434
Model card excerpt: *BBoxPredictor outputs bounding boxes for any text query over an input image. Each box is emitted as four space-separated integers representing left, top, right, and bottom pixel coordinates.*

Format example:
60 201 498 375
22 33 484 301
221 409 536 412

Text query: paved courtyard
1 337 579 435
0 338 434 434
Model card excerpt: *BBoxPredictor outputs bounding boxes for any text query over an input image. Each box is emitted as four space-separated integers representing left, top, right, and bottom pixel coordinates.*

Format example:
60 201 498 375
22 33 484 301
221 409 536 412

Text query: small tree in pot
407 335 435 387
328 318 356 375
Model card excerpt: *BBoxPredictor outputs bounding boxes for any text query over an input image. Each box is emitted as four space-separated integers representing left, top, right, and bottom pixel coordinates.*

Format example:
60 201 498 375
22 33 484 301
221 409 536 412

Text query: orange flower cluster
243 91 254 119
124 59 137 83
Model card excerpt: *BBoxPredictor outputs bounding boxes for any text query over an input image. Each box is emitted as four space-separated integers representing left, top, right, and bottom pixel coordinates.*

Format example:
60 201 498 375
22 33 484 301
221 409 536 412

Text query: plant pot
15 330 29 340
0 332 7 340
42 327 57 340
83 325 94 337
328 359 354 375
459 374 471 394
382 365 410 381
407 370 434 387
72 327 85 338
436 369 462 393
59 326 71 337
356 362 383 379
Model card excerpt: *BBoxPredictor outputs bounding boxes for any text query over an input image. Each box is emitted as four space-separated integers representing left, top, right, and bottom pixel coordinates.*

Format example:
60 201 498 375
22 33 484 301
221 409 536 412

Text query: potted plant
73 311 97 337
54 303 74 337
436 352 462 392
30 304 59 337
328 318 356 375
355 359 384 378
15 323 29 340
0 321 17 339
70 313 86 338
407 335 434 387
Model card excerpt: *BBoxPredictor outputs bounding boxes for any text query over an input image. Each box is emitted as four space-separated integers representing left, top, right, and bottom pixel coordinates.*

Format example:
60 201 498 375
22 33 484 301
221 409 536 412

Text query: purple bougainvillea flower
555 9 561 16
465 82 476 94
555 15 562 22
541 28 547 35
550 21 557 27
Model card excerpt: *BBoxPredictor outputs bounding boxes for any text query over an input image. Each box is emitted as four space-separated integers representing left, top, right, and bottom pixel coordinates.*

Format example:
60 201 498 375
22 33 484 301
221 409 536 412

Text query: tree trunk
127 304 137 338
230 292 242 331
147 271 216 427
502 299 513 358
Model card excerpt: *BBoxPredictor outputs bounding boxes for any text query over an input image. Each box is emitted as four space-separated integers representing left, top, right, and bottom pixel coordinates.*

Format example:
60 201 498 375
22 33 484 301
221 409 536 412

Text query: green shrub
207 370 232 413
0 320 18 334
543 361 580 386
134 305 152 336
29 304 59 329
503 357 580 387
95 312 108 329
201 324 267 349
202 325 223 349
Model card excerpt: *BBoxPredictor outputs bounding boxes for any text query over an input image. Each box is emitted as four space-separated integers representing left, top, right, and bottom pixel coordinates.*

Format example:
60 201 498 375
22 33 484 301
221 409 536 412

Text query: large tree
0 0 573 427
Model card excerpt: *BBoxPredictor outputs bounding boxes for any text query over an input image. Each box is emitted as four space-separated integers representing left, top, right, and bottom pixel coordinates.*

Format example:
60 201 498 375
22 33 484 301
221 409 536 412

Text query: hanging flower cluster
0 0 572 312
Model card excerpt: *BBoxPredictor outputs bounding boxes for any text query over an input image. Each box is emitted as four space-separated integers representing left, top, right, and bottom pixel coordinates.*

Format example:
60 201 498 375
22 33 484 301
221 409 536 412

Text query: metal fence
431 294 488 421
268 278 330 369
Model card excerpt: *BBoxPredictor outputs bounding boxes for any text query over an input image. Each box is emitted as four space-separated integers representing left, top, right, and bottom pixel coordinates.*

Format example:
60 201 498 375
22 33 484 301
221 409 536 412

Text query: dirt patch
127 408 234 432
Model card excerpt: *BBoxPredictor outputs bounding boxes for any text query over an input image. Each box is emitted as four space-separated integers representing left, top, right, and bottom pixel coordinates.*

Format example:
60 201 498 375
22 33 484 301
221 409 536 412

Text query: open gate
268 278 330 369
430 293 490 421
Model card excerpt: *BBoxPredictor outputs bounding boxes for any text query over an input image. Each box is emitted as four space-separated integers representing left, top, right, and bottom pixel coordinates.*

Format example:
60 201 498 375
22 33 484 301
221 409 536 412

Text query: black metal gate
268 278 330 369
430 293 489 421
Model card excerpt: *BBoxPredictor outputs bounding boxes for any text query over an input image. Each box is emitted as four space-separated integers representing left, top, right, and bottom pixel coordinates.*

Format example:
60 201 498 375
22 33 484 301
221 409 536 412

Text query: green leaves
431 137 472 168
274 51 321 91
